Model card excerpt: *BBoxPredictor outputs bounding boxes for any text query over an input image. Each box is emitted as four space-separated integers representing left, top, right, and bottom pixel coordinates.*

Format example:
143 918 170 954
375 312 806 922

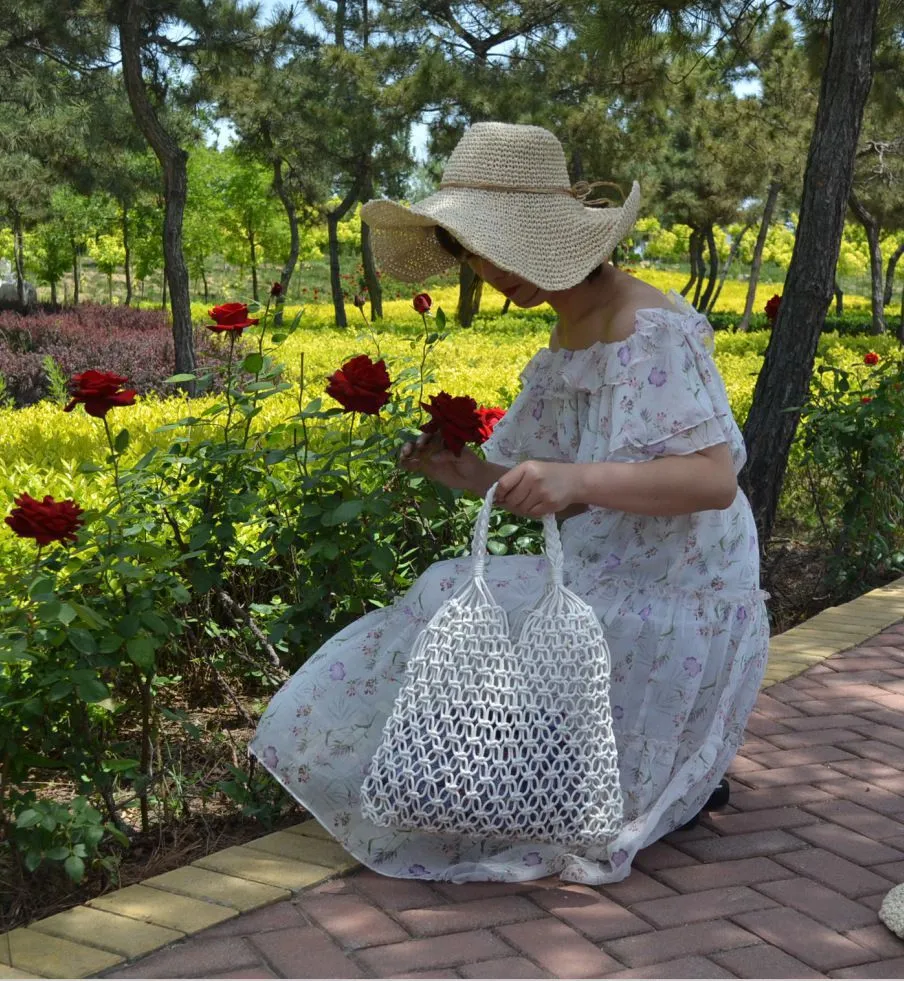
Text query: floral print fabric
250 291 770 885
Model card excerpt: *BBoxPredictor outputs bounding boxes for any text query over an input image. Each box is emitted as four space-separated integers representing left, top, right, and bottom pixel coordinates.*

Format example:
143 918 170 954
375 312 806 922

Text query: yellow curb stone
243 830 357 871
142 866 290 912
87 884 236 933
0 963 47 980
28 905 182 959
192 845 335 891
2 928 122 979
285 819 333 840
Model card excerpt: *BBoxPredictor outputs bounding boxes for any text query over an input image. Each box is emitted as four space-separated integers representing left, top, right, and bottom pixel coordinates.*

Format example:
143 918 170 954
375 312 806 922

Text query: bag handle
471 481 564 586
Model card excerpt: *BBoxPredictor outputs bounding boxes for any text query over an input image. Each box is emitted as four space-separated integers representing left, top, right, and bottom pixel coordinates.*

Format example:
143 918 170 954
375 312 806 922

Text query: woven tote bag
360 483 623 848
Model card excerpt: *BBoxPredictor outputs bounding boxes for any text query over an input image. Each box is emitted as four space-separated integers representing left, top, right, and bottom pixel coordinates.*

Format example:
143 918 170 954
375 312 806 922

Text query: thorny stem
103 416 124 507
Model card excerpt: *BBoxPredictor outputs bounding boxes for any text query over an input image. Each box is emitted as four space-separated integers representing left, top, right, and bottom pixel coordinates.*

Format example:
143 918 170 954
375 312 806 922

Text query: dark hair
434 225 470 260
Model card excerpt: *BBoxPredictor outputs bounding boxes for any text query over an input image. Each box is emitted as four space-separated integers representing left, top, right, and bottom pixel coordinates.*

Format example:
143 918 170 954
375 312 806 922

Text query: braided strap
360 483 623 846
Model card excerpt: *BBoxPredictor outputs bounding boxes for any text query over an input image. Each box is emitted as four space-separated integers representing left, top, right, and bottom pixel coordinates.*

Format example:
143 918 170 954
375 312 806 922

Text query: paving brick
458 957 548 978
815 778 904 816
769 728 867 750
192 846 334 891
829 760 904 782
820 670 898 685
761 681 817 702
858 892 889 912
704 805 819 834
214 971 276 979
805 799 904 839
732 907 874 971
88 884 236 934
677 830 804 862
727 784 834 811
727 755 765 773
396 896 545 938
243 831 357 871
604 956 734 978
795 698 882 716
829 658 904 672
793 821 904 865
656 857 792 892
356 930 514 975
871 860 904 880
857 708 904 729
741 762 845 788
841 724 904 750
603 919 758 968
744 713 792 737
528 884 651 940
395 972 461 979
754 694 806 718
104 937 258 979
495 918 620 978
630 884 776 927
3 928 123 978
431 878 558 903
775 848 894 898
711 944 827 978
784 713 874 731
296 893 410 948
197 900 308 938
29 905 183 959
834 741 904 770
845 925 904 959
754 878 877 930
353 869 444 910
632 841 699 872
598 870 677 905
737 734 778 755
830 957 904 978
143 867 290 912
249 925 363 978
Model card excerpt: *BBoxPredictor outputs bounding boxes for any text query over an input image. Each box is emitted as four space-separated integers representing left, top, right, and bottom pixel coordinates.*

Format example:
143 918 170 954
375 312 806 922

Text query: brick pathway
105 623 904 980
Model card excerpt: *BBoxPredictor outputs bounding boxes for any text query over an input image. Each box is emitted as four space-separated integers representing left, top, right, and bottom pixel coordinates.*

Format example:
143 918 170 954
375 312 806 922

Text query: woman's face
466 255 549 309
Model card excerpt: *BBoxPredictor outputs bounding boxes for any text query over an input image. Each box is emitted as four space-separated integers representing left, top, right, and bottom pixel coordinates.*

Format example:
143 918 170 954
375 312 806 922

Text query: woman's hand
494 460 578 517
399 432 486 492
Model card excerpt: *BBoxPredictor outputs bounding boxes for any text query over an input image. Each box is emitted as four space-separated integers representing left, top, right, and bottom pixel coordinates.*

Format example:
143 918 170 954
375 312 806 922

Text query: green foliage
797 353 904 595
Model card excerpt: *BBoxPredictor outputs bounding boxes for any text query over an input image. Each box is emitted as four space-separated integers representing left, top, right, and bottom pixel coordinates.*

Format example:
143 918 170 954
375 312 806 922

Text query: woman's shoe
679 778 731 831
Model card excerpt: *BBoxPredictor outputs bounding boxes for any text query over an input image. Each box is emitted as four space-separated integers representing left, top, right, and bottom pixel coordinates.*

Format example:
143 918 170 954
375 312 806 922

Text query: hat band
438 179 620 208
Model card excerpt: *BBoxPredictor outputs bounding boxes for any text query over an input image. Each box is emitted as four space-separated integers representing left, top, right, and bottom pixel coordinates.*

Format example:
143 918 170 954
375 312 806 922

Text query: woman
250 122 769 885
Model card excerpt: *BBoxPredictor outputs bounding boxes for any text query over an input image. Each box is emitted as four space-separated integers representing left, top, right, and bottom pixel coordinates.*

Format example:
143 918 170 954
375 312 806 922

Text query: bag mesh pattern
360 484 623 847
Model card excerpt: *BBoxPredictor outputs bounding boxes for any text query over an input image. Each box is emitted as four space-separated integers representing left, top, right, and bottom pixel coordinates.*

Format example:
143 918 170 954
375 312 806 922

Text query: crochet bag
360 482 623 848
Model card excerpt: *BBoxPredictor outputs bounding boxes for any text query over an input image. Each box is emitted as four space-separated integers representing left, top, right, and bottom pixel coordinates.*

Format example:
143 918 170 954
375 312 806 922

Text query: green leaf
369 544 396 574
102 758 141 773
496 524 520 538
76 678 110 703
24 851 42 872
16 808 41 829
77 461 103 474
164 373 197 383
57 603 77 625
114 428 130 453
242 352 264 374
45 846 69 861
64 854 85 883
324 500 364 526
28 576 55 601
68 628 97 655
126 635 157 672
133 447 159 470
487 540 508 556
140 611 169 636
436 307 447 330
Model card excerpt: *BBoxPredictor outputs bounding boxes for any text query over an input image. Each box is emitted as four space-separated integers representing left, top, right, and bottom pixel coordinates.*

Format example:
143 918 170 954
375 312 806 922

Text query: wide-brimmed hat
360 122 641 292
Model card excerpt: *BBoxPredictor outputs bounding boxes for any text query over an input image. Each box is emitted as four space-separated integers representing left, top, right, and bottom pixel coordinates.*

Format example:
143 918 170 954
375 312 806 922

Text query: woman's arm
495 443 738 518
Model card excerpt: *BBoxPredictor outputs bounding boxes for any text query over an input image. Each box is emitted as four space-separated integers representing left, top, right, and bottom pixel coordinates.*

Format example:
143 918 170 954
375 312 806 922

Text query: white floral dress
250 292 770 885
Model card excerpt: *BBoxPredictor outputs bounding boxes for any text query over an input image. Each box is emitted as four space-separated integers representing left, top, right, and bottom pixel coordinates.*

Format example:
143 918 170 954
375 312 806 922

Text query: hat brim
360 182 640 292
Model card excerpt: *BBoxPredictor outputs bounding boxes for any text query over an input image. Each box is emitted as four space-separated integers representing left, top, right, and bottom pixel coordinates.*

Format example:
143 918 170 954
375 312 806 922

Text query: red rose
864 351 880 366
476 406 505 444
326 355 392 414
764 294 782 323
420 392 484 455
64 369 137 418
207 302 259 333
861 395 874 404
5 493 84 546
413 292 432 315
270 282 283 297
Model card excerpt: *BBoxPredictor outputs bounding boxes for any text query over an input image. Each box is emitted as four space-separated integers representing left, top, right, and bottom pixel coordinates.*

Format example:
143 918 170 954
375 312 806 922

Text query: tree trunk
50 279 57 306
457 262 483 326
739 180 782 332
883 241 904 307
161 271 167 309
709 222 752 314
680 228 700 297
692 233 706 308
327 181 362 328
201 268 209 304
360 219 383 321
122 207 133 307
849 190 886 334
501 297 512 315
248 229 258 302
899 281 904 343
13 212 25 308
834 278 844 314
739 0 880 548
71 237 80 305
698 224 719 312
118 0 195 383
272 157 299 328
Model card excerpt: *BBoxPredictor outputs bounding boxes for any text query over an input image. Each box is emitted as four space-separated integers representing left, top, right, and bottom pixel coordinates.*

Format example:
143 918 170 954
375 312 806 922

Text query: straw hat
360 122 641 292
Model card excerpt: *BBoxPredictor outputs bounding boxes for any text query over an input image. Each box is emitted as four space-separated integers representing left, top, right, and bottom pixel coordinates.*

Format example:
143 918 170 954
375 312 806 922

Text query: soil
2 538 897 935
